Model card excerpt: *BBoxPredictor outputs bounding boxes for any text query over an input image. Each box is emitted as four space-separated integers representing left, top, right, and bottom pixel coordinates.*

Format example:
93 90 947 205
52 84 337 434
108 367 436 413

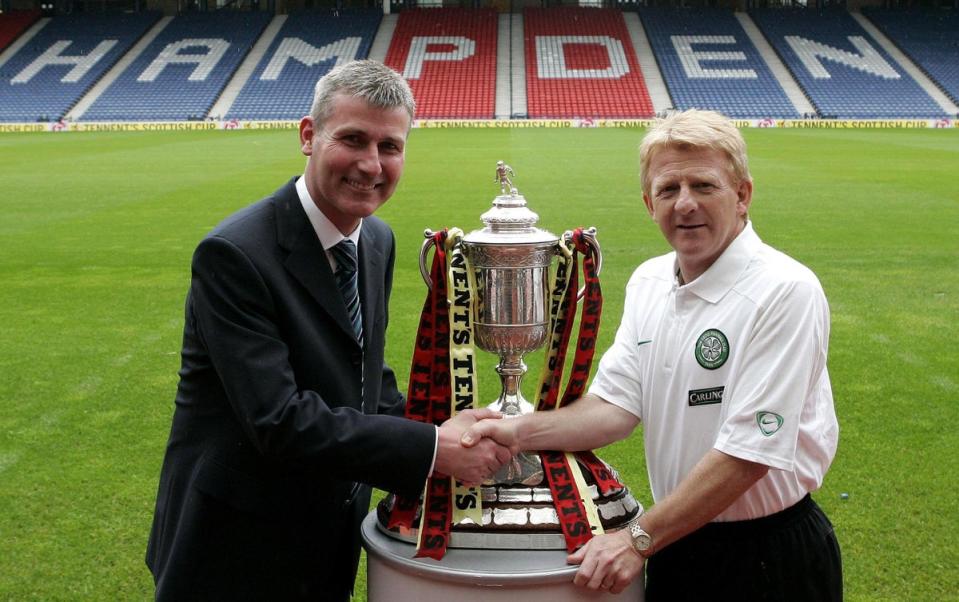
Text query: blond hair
639 110 750 197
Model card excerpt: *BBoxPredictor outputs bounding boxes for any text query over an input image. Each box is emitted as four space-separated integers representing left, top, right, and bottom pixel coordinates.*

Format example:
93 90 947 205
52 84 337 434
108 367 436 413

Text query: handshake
432 408 522 485
428 403 645 595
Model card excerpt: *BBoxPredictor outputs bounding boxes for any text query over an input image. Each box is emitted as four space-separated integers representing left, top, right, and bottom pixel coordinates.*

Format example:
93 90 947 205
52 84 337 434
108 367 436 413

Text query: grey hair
309 60 415 128
639 109 751 197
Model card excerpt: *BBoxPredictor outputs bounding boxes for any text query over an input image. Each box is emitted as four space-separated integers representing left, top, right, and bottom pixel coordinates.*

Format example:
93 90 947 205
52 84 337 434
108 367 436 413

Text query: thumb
460 421 493 447
471 407 503 420
567 544 588 565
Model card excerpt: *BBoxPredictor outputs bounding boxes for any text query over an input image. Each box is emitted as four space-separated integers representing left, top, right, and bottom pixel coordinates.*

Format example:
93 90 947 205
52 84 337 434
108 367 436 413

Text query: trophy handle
420 229 436 290
563 227 602 300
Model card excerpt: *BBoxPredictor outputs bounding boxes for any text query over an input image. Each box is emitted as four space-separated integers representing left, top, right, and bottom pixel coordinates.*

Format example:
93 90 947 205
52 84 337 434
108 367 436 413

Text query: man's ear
643 193 655 219
299 117 315 155
737 179 753 217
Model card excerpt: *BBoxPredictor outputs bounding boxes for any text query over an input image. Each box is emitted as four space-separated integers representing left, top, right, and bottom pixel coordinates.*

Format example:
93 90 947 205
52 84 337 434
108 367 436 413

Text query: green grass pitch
1 126 956 600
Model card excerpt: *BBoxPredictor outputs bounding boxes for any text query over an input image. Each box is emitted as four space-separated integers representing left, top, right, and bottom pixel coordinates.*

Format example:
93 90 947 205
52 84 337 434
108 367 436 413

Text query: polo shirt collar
677 221 761 303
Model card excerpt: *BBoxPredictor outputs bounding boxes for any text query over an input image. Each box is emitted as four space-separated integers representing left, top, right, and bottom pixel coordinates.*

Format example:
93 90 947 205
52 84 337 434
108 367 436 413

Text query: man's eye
381 142 401 153
342 135 362 145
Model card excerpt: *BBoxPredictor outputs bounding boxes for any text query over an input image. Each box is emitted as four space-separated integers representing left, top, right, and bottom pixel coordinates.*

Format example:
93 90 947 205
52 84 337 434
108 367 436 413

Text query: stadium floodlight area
863 8 959 108
0 12 160 122
750 8 947 119
523 7 654 119
82 11 271 122
226 9 380 121
639 8 798 119
0 9 41 52
383 7 497 119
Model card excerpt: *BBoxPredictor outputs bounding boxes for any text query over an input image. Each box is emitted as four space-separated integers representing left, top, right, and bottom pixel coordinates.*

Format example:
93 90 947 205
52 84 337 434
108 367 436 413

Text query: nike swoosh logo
637 340 653 347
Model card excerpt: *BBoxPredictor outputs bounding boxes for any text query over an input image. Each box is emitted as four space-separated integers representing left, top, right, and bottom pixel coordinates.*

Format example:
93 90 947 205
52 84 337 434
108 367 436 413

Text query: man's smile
344 178 378 192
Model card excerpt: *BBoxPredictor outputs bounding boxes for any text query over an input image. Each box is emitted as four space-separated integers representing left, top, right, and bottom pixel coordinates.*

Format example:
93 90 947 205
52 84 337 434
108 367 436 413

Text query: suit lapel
358 226 383 343
273 178 359 345
359 223 386 415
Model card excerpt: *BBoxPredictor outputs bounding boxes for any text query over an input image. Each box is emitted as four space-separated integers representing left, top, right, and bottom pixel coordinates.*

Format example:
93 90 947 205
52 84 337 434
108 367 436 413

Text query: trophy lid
463 163 558 246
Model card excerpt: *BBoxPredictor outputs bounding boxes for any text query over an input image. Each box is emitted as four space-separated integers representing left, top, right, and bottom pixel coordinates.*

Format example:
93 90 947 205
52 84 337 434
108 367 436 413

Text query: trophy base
363 512 646 600
488 450 543 486
375 460 643 550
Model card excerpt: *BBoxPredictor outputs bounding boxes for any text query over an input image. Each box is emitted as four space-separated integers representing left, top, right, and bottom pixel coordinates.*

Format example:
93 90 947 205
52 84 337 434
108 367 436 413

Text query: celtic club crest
695 329 729 370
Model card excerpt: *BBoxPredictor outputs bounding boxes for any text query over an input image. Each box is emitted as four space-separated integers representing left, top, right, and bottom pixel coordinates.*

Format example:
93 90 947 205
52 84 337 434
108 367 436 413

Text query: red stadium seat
524 7 654 119
384 8 497 119
0 9 41 52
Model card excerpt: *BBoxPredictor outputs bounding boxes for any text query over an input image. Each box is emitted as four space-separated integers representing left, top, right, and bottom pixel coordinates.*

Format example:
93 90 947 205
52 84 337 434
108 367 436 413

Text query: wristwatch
626 515 653 557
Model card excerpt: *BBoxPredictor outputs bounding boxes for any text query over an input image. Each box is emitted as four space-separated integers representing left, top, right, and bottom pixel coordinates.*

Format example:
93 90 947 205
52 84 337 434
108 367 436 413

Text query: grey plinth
361 512 644 601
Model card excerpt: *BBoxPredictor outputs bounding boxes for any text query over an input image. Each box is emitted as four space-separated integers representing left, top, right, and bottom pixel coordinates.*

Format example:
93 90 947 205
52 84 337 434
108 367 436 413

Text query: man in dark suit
146 60 511 601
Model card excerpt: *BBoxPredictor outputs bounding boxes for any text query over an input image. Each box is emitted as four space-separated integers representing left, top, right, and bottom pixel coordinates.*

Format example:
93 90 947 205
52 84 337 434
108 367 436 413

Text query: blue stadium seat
0 13 160 122
749 8 946 119
639 7 798 119
863 8 959 108
82 11 272 121
226 9 380 121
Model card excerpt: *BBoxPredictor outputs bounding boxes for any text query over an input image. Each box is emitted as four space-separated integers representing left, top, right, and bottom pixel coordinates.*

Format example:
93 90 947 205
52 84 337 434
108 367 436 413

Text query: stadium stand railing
523 7 653 119
0 12 161 122
81 11 271 121
863 8 959 109
227 9 380 121
0 9 41 52
749 8 946 119
383 7 497 119
638 7 798 119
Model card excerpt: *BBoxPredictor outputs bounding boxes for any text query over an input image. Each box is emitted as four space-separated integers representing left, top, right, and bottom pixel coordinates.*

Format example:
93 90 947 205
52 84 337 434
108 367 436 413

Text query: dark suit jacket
146 178 435 601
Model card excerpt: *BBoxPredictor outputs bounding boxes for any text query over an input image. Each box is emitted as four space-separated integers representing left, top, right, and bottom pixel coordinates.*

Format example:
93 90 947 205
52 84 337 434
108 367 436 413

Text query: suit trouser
153 486 363 602
644 494 842 602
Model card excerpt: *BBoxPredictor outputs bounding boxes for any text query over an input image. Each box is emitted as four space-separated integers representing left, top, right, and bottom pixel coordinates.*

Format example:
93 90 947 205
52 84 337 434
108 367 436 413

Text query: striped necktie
331 239 363 346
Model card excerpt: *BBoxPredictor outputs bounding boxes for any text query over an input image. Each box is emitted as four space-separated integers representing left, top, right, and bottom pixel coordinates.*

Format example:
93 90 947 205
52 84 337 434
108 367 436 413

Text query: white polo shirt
590 222 838 521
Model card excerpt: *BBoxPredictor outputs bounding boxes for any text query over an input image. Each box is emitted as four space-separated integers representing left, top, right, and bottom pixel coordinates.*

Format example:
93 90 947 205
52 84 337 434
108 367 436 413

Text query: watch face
634 533 652 551
629 521 653 552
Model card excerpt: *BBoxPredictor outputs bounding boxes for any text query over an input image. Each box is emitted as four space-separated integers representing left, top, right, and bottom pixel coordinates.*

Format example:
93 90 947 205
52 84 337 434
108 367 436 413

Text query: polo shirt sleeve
589 284 645 422
714 279 830 472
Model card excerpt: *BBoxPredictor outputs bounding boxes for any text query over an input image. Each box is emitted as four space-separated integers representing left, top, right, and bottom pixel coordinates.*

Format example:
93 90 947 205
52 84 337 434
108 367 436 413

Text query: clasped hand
434 409 517 485
459 415 644 594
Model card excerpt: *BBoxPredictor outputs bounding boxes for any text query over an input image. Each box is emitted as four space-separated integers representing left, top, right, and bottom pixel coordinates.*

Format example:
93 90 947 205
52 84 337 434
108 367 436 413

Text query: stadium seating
383 8 497 119
0 9 41 52
227 9 380 120
82 11 271 121
0 12 160 122
639 8 798 119
523 7 653 119
863 8 959 108
750 8 946 118
2 7 952 123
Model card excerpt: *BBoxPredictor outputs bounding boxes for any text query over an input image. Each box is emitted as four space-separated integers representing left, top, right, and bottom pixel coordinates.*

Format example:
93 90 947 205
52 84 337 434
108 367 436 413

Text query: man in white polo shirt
462 109 841 600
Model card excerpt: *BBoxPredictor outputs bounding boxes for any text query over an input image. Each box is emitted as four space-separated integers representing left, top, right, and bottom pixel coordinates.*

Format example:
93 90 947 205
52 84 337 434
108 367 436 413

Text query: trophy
376 163 641 553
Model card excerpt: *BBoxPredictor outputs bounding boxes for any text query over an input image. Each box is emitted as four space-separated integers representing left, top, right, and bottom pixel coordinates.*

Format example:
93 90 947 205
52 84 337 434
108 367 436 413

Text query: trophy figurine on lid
375 163 643 559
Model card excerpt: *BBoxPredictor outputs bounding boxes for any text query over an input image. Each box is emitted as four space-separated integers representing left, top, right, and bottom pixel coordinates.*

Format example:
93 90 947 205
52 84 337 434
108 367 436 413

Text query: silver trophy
420 169 598 485
377 163 639 550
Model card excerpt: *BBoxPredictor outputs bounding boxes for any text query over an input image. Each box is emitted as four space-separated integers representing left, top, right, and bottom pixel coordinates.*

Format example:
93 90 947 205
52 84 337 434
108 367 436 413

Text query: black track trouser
645 494 842 602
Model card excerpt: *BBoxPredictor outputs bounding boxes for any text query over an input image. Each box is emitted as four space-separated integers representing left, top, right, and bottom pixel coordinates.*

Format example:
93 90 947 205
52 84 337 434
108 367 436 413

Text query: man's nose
674 186 697 213
356 145 383 175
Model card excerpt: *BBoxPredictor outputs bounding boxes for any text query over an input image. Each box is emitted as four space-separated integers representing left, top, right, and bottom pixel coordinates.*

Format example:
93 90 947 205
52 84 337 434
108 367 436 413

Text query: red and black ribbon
536 252 578 412
415 233 455 560
388 230 450 531
541 450 595 552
